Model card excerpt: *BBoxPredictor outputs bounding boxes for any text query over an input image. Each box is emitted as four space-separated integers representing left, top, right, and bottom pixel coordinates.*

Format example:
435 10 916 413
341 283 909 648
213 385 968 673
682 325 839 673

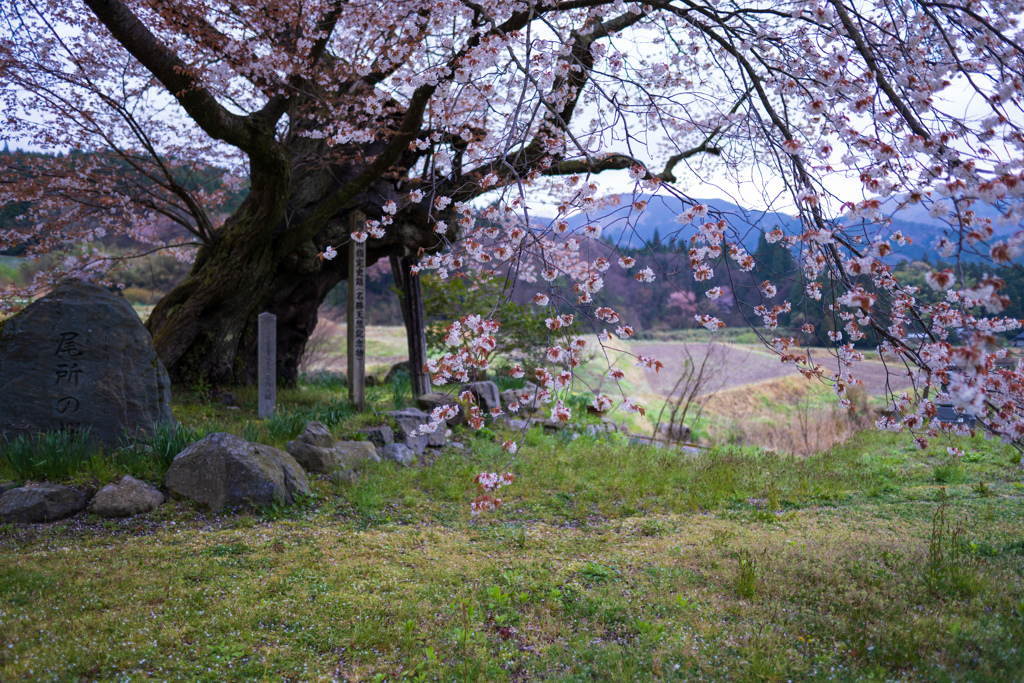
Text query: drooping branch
81 0 285 172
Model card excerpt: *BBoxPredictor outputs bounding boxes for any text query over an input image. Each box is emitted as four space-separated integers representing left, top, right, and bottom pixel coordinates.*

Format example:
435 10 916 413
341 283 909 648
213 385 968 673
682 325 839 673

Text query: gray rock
359 425 394 448
165 432 310 511
417 392 465 426
382 443 416 467
286 421 339 473
365 374 381 387
386 408 433 453
462 381 501 412
384 361 411 385
334 441 380 468
330 469 358 486
656 422 692 443
504 419 530 431
502 383 541 414
0 482 18 494
91 475 165 518
219 391 238 407
0 279 174 450
0 482 88 523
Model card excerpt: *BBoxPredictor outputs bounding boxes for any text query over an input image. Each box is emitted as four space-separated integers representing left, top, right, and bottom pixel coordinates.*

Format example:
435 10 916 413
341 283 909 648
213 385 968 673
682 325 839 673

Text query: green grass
1 411 1023 681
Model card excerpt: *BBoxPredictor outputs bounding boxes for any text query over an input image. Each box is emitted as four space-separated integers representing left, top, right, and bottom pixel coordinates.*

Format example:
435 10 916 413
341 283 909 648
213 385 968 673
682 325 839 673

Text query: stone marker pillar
258 312 276 418
347 212 367 412
390 254 431 398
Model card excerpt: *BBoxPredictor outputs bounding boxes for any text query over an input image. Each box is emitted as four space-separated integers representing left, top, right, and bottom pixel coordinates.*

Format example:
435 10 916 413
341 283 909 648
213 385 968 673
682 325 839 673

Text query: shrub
421 272 555 363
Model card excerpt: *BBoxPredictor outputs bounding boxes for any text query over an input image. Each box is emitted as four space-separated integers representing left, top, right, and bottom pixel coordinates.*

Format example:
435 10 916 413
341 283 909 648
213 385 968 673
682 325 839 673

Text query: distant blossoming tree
2 0 1023 452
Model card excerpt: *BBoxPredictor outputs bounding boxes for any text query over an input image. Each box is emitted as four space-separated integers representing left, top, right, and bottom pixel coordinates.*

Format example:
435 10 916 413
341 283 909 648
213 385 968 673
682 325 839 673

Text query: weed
735 549 759 600
389 370 412 410
261 411 308 442
578 561 618 583
920 501 985 598
144 421 212 470
299 397 354 429
299 369 348 391
1 428 98 481
933 461 966 484
639 518 668 537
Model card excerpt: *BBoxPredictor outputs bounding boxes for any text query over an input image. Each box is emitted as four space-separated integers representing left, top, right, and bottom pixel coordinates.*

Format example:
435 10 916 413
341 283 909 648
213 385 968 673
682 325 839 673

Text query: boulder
359 425 394 448
165 432 310 511
334 441 380 468
417 392 465 426
286 421 340 473
502 382 541 415
656 422 692 443
0 483 88 523
90 475 165 518
386 408 441 453
0 482 18 494
462 381 501 412
285 422 381 474
382 443 416 467
384 361 411 385
219 391 239 407
0 278 174 450
330 469 358 486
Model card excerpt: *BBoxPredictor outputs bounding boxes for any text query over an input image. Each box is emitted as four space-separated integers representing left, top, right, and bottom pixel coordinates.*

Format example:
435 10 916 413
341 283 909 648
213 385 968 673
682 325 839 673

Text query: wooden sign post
390 254 430 398
347 212 367 411
257 312 276 418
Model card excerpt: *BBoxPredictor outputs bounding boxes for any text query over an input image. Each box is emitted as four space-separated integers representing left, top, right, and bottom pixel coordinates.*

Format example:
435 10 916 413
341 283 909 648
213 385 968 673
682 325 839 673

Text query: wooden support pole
347 212 366 411
390 254 430 398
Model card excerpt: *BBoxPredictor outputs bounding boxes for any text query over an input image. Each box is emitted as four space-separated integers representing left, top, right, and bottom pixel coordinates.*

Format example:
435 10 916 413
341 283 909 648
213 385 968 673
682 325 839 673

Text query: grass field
2 322 1023 681
2 388 1023 682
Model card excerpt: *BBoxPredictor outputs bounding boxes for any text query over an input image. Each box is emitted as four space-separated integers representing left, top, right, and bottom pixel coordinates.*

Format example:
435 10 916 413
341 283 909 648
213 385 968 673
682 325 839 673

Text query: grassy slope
2 416 1023 682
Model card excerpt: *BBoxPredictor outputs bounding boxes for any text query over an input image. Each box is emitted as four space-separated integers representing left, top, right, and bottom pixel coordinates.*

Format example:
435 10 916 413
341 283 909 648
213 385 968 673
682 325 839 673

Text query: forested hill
553 193 1021 263
0 147 249 255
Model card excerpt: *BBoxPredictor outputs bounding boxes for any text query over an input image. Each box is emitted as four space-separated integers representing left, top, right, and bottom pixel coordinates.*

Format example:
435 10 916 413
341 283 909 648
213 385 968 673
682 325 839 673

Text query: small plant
920 500 985 598
146 422 212 469
1 428 98 481
676 594 696 611
933 461 966 484
735 549 758 600
973 480 994 497
299 369 348 391
389 370 412 410
634 618 666 643
298 398 354 429
261 411 308 442
578 562 618 583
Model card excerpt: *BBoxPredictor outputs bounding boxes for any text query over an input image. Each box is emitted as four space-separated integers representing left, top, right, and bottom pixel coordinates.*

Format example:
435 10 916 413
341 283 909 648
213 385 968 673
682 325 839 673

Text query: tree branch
82 0 285 171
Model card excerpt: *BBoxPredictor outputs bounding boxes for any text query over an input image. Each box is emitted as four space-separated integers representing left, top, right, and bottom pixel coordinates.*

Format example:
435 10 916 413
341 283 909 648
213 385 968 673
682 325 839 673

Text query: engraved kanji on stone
57 396 80 414
55 332 83 357
55 362 83 386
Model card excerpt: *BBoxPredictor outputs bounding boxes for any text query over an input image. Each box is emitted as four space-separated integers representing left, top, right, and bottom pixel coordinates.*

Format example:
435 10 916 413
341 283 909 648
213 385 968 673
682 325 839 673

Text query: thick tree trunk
145 158 437 388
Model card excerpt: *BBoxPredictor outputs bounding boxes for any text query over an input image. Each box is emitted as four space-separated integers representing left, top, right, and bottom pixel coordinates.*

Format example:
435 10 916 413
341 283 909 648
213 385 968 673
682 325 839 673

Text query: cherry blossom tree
2 0 1023 452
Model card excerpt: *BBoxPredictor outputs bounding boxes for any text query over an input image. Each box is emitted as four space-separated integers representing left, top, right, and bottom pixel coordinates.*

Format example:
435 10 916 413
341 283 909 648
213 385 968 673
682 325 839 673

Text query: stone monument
258 312 276 418
347 212 367 412
0 279 174 449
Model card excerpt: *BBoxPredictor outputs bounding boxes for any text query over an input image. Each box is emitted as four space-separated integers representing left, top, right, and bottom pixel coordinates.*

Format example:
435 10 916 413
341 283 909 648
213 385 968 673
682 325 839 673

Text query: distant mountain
550 194 1020 262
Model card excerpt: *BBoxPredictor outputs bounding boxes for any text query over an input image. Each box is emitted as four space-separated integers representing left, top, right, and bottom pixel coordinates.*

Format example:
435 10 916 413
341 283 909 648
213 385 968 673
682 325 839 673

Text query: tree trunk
145 158 436 388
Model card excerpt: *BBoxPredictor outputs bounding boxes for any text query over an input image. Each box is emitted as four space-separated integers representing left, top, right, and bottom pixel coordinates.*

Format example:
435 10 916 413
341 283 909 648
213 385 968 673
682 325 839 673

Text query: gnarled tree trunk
146 154 437 388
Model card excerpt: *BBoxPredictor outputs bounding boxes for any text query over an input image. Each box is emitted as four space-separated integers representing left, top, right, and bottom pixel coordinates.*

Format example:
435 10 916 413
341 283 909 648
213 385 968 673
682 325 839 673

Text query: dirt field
629 341 914 398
